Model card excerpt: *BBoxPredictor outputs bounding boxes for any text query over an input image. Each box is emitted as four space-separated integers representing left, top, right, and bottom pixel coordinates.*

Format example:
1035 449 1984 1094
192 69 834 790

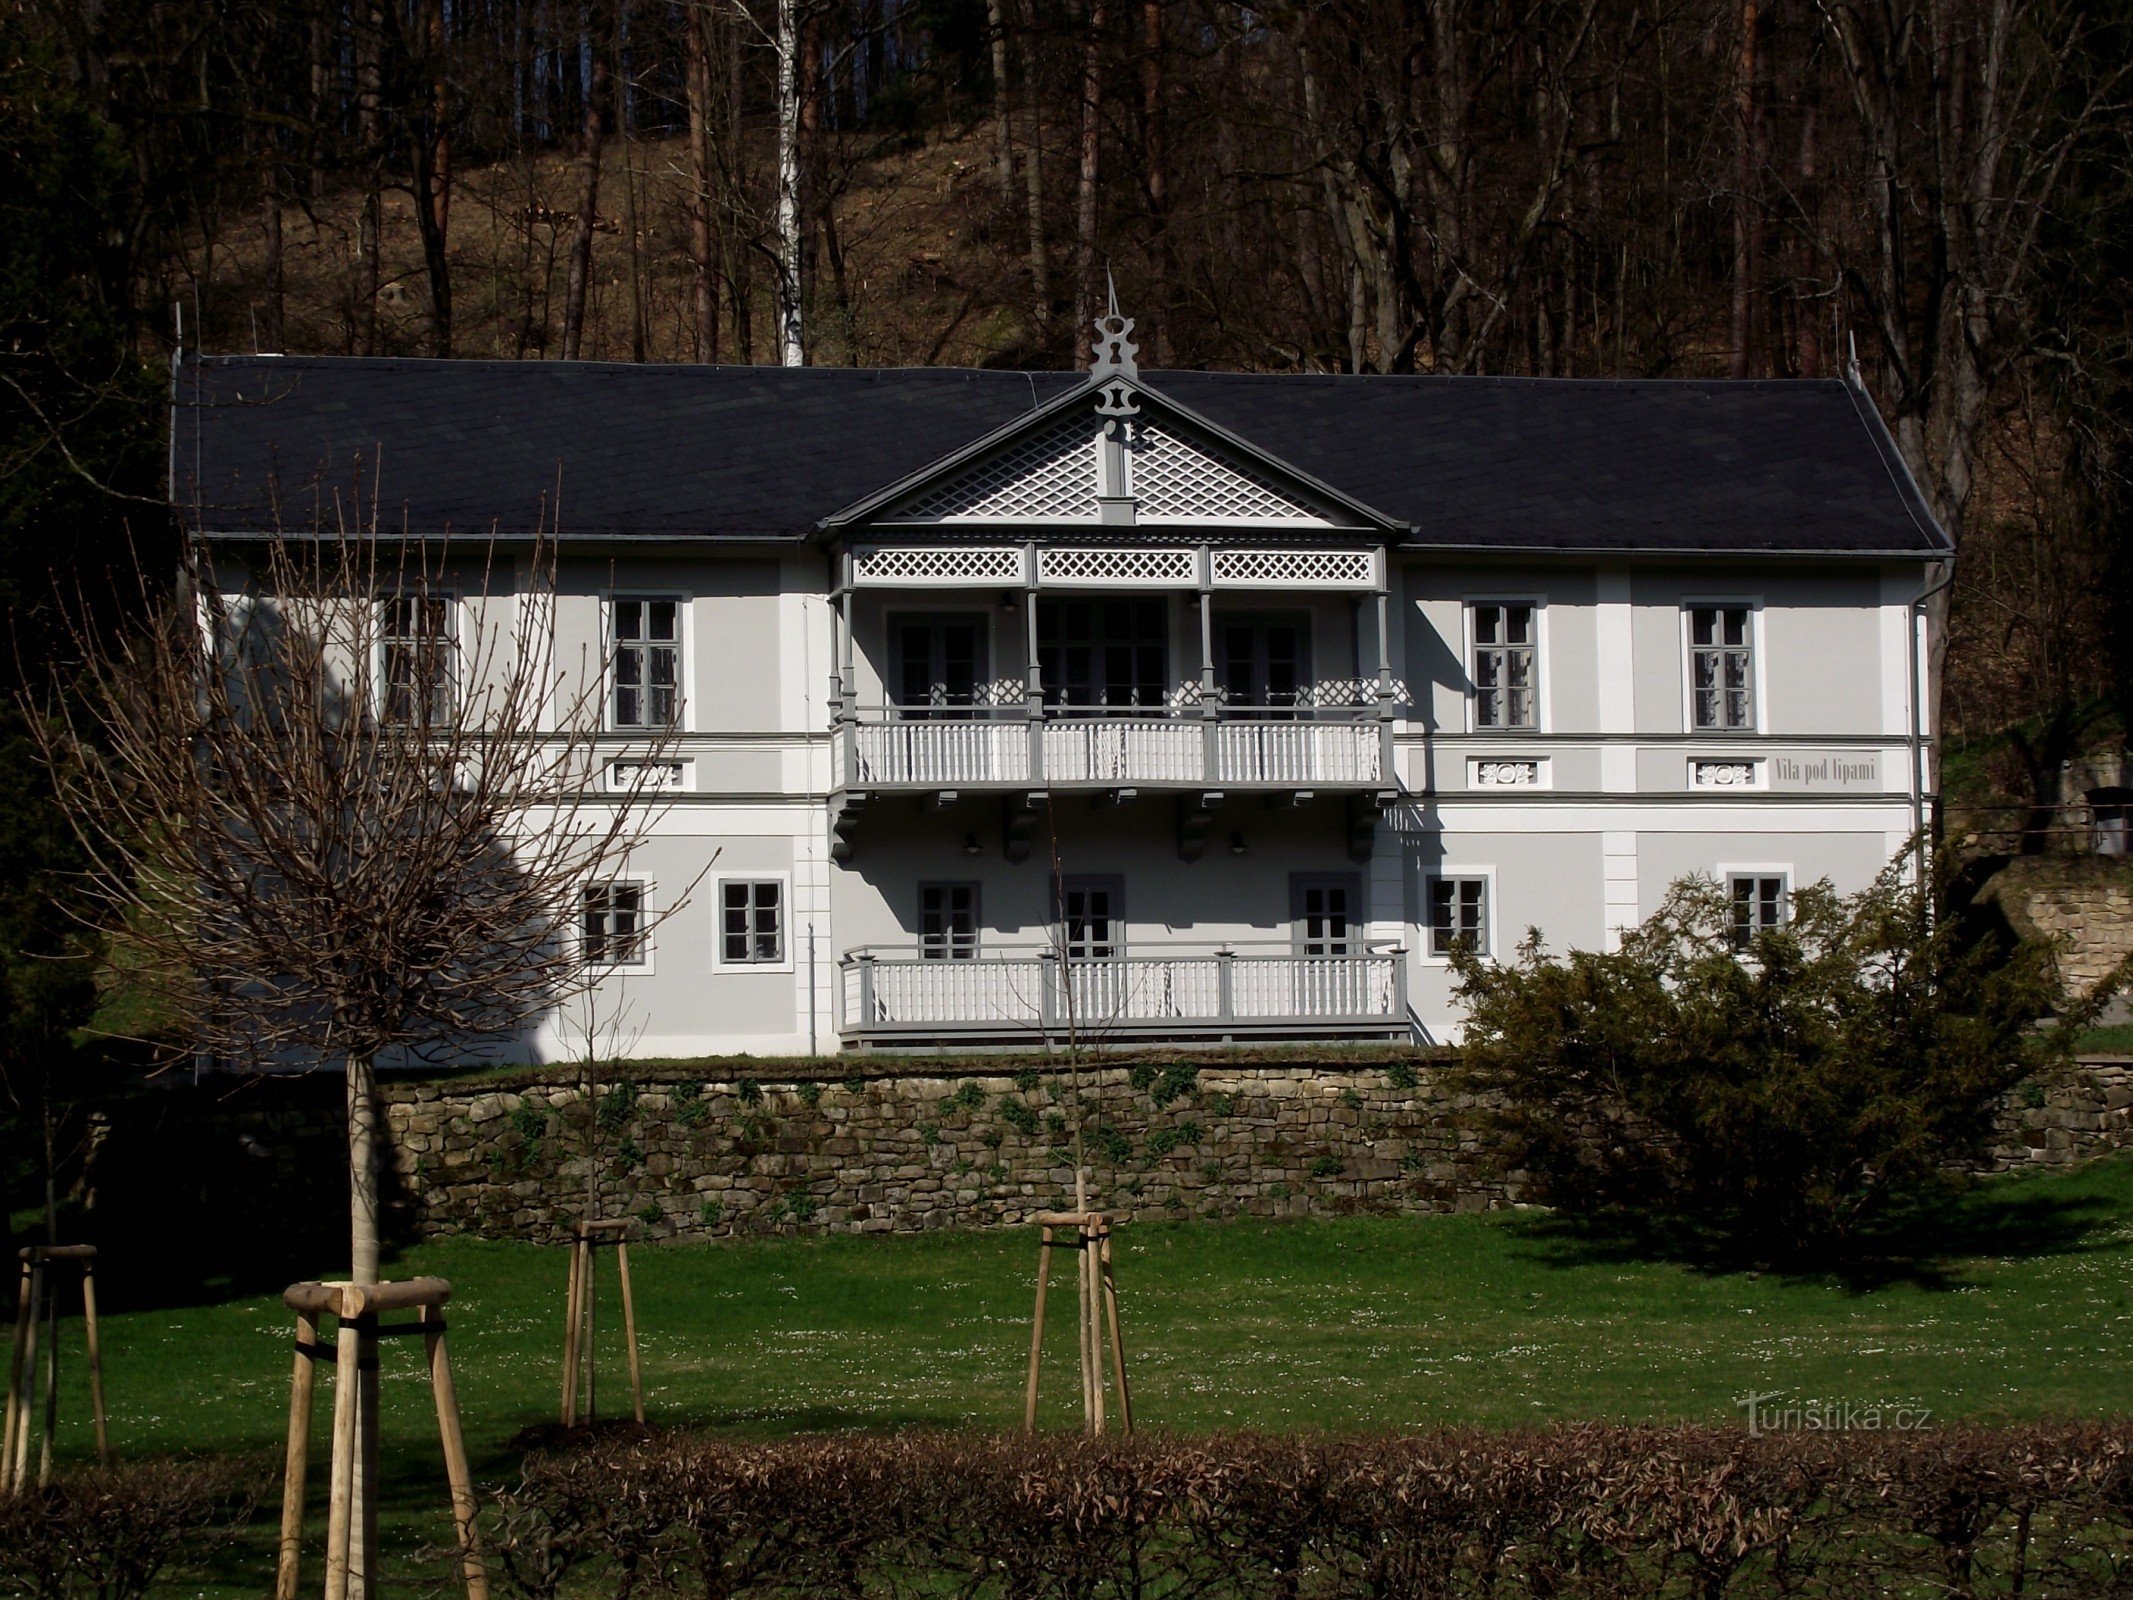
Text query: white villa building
176 309 1951 1057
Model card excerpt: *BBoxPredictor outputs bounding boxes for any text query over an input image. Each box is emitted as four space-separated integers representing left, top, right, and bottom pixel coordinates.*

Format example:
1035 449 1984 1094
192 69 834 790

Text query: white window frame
1680 598 1765 735
1463 596 1547 734
1718 864 1791 947
605 593 691 733
375 588 460 728
581 878 653 973
715 873 793 971
1421 867 1497 963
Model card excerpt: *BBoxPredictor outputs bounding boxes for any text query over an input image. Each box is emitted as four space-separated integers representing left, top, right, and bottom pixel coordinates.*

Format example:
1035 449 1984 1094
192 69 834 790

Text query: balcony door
891 614 987 716
1053 874 1126 1025
1219 616 1308 712
1038 598 1169 711
1291 872 1366 1015
1055 875 1124 959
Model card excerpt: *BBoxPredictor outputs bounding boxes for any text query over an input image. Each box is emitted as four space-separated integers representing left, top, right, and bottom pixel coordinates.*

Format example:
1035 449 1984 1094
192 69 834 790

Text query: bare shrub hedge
0 1457 261 1600
487 1424 2133 1599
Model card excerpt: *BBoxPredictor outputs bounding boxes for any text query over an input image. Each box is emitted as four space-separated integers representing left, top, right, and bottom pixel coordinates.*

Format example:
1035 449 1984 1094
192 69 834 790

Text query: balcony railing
841 705 1387 790
838 946 1408 1044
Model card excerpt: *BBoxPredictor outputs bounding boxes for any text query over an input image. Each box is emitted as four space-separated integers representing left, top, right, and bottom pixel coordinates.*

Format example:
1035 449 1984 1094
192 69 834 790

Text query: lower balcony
837 946 1409 1046
842 709 1386 792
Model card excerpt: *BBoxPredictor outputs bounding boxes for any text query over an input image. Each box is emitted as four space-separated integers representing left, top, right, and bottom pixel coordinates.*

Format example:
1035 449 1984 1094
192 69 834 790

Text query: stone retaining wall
1974 857 2133 994
92 1056 2133 1252
390 1059 1516 1242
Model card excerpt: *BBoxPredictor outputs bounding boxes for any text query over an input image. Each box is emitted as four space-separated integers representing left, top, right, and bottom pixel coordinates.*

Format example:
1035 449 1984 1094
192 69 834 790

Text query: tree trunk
685 0 718 362
354 1 383 355
561 36 608 361
775 0 804 365
348 1054 381 1284
1073 0 1105 338
987 0 1015 206
1793 70 1823 377
724 5 753 362
1017 0 1050 335
260 159 284 350
1139 0 1170 364
1728 0 1763 379
413 0 454 358
346 1052 381 1600
618 6 648 362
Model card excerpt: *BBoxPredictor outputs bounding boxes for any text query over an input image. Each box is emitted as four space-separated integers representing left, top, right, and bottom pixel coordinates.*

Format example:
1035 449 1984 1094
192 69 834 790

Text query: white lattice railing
842 710 1381 788
839 950 1404 1038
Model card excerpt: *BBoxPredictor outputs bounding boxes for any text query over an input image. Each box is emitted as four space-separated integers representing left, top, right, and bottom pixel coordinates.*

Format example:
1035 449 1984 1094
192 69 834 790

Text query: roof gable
829 379 1399 534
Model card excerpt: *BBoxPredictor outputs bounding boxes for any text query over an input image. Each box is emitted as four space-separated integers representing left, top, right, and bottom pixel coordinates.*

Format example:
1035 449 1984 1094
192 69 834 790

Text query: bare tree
33 520 678 1591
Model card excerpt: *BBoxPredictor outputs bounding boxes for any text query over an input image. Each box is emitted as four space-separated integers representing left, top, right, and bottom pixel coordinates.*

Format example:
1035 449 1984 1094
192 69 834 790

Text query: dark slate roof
173 355 1950 556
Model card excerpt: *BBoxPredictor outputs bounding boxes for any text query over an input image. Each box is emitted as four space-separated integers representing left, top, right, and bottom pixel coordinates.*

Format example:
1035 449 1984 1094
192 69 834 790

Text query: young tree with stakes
33 520 679 1596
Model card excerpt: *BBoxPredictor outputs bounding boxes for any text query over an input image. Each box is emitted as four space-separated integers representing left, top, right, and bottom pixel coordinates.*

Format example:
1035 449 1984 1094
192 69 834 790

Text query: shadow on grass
1500 1174 2121 1291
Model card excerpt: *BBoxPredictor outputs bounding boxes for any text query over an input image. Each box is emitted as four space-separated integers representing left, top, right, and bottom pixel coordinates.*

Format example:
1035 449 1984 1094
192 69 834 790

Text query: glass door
1219 617 1307 713
1038 599 1169 710
891 615 986 716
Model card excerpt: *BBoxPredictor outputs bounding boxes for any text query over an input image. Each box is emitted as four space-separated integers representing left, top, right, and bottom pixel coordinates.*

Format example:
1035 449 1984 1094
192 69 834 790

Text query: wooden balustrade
839 949 1406 1043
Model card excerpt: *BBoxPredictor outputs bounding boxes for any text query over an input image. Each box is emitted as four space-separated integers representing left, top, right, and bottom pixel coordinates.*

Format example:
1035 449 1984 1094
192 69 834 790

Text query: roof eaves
1839 379 1955 557
1392 541 1948 561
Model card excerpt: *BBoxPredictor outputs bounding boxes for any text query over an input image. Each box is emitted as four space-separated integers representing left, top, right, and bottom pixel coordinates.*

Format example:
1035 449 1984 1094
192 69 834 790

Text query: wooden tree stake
279 1278 484 1600
560 1220 643 1427
4 1245 109 1495
1022 1213 1132 1435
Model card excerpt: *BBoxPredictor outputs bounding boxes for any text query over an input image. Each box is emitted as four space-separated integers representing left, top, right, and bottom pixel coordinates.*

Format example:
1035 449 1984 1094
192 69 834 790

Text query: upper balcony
841 695 1385 792
827 540 1398 801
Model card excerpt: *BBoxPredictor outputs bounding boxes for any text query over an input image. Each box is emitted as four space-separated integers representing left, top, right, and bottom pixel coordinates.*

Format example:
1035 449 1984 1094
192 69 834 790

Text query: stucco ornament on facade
1691 759 1762 789
1474 760 1542 788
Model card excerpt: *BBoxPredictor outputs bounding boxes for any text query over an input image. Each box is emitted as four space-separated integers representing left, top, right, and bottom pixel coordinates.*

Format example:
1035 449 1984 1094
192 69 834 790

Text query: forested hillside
5 0 2132 793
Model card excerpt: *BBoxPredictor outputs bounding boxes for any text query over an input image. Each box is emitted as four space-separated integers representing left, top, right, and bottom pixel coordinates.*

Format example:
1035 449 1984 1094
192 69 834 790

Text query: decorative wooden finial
1091 269 1140 427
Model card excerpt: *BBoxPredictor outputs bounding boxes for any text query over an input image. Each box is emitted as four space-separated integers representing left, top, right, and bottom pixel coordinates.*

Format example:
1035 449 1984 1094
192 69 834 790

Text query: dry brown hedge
0 1456 261 1600
488 1423 2133 1599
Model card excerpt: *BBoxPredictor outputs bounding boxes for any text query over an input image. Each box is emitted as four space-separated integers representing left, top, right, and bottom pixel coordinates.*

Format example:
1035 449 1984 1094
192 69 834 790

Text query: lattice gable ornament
868 284 1356 531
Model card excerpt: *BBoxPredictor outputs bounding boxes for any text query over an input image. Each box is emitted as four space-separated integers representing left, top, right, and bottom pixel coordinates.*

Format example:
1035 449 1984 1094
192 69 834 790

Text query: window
720 879 784 964
612 598 681 729
1038 599 1168 710
1728 874 1788 946
581 882 647 966
1219 618 1307 712
1054 875 1123 959
920 882 980 959
1471 603 1536 730
1688 604 1755 731
892 616 987 716
1427 875 1489 957
379 592 455 726
1291 874 1360 956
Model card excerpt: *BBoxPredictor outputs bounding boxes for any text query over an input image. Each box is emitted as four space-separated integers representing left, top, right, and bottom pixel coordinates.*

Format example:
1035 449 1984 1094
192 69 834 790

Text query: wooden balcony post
1215 946 1235 1024
1374 583 1396 784
1196 556 1219 785
855 952 877 1028
1039 949 1060 1032
1390 947 1409 1025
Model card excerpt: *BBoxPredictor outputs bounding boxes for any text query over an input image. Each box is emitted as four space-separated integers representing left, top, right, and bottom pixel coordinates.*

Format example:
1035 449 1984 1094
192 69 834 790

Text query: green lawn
25 1156 2133 1589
